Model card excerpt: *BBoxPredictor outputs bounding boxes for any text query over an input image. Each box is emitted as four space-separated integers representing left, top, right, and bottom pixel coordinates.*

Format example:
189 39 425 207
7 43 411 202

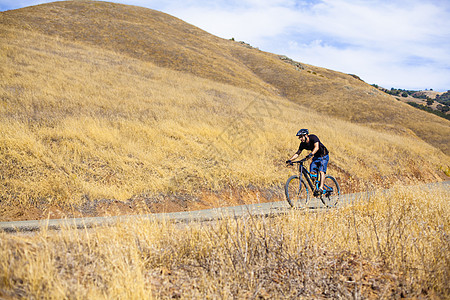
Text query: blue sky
2 0 450 91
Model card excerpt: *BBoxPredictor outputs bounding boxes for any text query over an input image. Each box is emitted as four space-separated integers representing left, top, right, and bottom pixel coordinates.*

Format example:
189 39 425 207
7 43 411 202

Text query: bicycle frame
294 159 335 193
296 159 317 191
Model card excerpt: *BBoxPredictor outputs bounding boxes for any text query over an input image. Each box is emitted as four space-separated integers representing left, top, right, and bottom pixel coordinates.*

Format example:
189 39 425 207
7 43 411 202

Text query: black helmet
296 129 309 137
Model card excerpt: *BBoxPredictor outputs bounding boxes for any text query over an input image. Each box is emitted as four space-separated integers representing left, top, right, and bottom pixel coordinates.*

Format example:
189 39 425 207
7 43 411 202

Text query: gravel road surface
1 181 448 233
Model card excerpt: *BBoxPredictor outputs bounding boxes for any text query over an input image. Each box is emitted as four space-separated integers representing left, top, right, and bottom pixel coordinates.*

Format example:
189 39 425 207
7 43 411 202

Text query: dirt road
1 181 448 232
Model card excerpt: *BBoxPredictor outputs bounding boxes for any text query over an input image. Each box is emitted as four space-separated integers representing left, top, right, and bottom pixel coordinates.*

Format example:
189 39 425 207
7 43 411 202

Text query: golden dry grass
1 183 448 298
1 2 449 299
2 0 450 155
0 13 449 221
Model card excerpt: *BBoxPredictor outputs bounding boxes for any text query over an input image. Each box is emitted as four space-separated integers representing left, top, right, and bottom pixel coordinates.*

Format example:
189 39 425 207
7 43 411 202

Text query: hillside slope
2 1 449 154
1 1 449 221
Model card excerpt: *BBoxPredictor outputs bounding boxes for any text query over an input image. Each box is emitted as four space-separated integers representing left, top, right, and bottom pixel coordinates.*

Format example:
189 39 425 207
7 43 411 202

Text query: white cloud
241 0 450 90
0 0 43 11
283 39 446 89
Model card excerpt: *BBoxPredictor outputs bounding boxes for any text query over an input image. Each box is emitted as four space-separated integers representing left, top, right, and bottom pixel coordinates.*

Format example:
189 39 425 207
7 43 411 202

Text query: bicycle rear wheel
321 175 340 207
285 175 310 208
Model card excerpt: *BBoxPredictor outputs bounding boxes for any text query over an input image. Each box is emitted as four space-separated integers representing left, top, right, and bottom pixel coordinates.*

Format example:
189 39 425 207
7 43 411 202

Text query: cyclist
286 129 329 196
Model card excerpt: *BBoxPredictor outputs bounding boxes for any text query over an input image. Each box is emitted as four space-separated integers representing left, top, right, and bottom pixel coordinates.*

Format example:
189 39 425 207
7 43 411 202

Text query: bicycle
285 158 340 208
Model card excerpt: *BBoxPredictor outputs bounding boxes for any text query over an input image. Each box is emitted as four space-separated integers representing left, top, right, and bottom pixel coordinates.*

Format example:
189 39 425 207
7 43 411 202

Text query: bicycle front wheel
321 175 340 208
285 175 310 208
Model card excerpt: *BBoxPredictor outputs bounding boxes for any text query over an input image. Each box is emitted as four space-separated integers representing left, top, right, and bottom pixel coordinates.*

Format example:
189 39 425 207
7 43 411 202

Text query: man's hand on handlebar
286 154 312 165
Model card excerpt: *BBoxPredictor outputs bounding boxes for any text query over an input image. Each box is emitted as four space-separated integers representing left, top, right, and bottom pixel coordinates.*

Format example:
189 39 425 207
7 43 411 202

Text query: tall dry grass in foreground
1 183 448 299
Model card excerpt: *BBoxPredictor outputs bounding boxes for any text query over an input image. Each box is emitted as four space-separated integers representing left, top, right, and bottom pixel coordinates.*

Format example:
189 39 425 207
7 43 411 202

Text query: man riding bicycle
286 129 329 196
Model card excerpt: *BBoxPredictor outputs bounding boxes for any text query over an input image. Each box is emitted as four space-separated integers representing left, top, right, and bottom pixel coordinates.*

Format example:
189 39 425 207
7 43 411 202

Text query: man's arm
288 153 300 161
310 142 319 156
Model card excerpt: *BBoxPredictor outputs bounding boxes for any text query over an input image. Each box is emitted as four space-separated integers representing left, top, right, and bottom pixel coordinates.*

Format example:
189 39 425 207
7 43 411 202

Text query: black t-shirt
296 134 329 157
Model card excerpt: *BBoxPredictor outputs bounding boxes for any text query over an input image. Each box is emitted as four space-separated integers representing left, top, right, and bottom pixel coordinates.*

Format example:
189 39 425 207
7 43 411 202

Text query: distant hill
0 1 449 221
415 90 445 100
372 86 450 119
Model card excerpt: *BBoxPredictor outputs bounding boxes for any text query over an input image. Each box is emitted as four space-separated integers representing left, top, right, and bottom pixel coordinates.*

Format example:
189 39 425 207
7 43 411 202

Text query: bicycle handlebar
286 158 308 166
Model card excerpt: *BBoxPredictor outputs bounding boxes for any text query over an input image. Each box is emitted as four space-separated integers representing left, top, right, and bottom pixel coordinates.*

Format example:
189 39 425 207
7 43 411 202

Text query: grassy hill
1 1 449 221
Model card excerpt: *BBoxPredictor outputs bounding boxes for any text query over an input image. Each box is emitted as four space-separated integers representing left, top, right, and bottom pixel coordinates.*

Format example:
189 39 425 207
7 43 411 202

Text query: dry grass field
1 184 448 298
3 1 450 154
1 1 449 221
1 1 450 299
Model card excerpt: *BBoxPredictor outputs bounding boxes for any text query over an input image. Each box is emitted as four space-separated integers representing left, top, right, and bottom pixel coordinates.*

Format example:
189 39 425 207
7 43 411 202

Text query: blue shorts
310 154 329 174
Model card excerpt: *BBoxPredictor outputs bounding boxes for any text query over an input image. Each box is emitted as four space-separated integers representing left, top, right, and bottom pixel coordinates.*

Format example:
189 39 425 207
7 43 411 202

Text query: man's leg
310 159 320 192
318 155 329 191
319 171 325 190
310 159 322 196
